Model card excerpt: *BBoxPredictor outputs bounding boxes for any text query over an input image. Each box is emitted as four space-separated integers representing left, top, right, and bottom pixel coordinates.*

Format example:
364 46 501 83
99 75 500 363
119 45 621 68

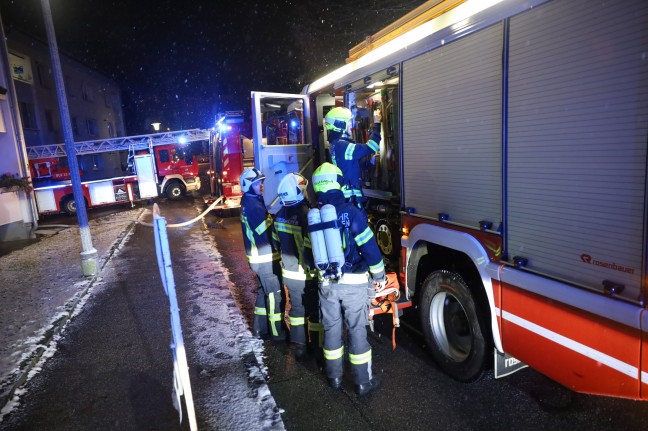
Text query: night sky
0 0 427 134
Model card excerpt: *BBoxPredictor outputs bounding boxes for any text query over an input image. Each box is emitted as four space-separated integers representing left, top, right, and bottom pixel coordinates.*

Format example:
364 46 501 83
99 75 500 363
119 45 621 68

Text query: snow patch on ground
178 223 285 430
0 209 142 421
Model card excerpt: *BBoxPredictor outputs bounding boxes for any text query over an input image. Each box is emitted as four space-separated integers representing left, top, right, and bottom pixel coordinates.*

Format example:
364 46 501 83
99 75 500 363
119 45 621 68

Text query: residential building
0 26 125 241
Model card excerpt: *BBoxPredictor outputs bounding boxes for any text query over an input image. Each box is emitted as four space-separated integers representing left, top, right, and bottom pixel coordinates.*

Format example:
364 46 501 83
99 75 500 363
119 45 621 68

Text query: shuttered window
402 23 503 228
506 1 648 301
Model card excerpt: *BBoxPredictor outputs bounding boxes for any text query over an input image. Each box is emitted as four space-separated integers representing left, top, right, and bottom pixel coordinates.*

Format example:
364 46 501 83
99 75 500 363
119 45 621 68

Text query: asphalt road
206 208 648 431
3 195 648 430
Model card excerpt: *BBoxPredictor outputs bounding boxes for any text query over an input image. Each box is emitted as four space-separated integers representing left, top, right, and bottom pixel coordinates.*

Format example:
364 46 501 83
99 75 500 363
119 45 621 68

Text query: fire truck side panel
506 0 648 303
499 272 642 399
376 0 647 398
643 312 648 400
88 180 117 205
402 21 503 230
34 188 58 212
134 154 159 198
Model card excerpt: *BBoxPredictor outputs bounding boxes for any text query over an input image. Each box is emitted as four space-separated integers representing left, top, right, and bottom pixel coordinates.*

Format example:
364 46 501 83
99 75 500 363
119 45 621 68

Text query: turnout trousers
319 280 372 385
252 261 285 341
285 278 321 346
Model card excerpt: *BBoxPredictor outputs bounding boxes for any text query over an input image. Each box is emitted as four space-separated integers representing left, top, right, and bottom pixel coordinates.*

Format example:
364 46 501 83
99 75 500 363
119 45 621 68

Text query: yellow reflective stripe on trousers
268 292 281 337
254 307 267 316
247 251 280 264
289 316 305 326
324 346 344 361
349 349 371 365
354 226 374 246
282 268 317 280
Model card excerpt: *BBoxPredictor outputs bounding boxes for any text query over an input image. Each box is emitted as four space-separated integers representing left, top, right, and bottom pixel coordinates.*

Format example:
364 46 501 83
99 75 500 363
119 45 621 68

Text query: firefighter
311 162 386 396
239 167 285 341
324 106 381 208
273 173 322 360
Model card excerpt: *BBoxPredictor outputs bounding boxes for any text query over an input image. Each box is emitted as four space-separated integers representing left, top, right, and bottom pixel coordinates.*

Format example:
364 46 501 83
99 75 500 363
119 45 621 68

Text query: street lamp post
40 0 98 276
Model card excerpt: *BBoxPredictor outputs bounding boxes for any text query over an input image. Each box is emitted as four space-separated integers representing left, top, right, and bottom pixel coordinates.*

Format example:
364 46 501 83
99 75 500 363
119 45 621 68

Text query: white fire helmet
277 173 308 206
240 167 265 193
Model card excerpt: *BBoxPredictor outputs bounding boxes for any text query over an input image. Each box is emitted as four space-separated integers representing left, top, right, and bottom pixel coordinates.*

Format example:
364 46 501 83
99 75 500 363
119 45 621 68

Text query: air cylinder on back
307 208 329 271
320 204 345 278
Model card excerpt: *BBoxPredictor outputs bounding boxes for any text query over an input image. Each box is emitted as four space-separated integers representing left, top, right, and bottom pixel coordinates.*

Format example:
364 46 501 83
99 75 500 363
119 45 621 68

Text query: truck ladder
27 128 211 160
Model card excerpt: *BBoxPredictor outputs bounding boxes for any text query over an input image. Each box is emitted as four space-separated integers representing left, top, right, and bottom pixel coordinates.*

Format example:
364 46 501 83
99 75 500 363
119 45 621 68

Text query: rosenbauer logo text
580 254 635 274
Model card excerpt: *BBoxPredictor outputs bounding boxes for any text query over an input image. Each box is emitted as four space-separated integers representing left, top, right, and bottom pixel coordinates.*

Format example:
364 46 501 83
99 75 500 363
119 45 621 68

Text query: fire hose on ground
137 195 226 228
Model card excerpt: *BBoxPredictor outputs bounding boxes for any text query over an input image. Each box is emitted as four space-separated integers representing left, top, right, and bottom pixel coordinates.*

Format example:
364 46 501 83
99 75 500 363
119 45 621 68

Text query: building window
18 101 37 129
45 110 56 132
86 118 98 136
36 61 50 89
71 116 79 136
82 82 94 102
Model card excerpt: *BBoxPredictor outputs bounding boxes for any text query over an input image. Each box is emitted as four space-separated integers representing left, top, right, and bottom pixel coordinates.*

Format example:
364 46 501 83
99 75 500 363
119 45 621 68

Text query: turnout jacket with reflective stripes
273 201 315 280
330 123 381 194
317 189 385 282
240 192 279 268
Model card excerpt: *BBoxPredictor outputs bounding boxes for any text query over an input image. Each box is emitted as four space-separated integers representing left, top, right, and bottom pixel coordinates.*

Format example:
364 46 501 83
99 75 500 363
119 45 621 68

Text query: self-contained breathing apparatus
307 204 345 282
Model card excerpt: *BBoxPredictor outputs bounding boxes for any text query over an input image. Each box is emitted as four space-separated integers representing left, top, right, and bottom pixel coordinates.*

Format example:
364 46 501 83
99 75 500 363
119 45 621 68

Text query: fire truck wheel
61 196 77 216
420 270 488 382
165 182 184 200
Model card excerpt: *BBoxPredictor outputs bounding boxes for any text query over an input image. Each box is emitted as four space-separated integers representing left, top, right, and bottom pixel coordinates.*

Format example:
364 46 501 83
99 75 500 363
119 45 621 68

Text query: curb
0 211 144 416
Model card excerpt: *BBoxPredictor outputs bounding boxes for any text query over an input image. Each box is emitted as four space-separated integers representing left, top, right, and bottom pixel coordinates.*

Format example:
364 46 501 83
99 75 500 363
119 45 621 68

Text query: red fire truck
204 111 252 210
251 0 648 400
28 129 209 215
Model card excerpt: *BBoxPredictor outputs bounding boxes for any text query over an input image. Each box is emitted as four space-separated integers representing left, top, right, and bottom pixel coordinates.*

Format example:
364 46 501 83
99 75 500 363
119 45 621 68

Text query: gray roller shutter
506 1 648 302
402 23 503 228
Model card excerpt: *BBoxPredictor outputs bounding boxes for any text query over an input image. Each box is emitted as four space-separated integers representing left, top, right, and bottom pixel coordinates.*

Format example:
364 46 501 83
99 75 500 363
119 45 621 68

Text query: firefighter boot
328 377 343 390
292 342 307 361
356 375 381 397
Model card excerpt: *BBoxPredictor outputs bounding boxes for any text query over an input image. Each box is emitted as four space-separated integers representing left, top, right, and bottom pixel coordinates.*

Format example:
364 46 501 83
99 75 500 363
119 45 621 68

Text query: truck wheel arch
404 223 502 353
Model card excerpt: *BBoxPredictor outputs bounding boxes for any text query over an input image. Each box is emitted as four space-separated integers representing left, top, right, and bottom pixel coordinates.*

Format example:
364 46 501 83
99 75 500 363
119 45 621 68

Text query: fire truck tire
165 182 184 200
420 270 488 382
61 196 77 216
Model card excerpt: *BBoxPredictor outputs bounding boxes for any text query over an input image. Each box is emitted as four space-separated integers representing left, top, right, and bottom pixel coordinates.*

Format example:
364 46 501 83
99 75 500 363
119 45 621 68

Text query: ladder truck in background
28 129 209 215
